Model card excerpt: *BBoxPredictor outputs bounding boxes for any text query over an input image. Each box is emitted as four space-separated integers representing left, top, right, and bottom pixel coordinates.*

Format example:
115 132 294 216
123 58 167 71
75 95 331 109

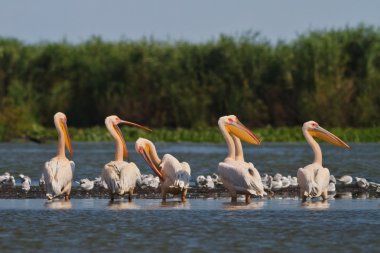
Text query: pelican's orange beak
136 143 163 180
59 119 73 157
226 120 261 145
309 126 350 149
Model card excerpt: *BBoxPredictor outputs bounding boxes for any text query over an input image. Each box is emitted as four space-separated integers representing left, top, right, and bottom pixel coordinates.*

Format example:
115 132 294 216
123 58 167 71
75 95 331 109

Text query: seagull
19 174 32 192
337 175 353 185
355 177 369 189
271 176 283 191
329 175 337 184
39 173 45 189
289 176 298 187
327 182 336 192
1 173 16 188
0 172 11 185
76 178 95 191
281 177 291 188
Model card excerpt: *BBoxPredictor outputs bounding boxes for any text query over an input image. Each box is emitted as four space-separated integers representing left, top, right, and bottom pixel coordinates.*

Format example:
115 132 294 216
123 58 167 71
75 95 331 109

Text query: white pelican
217 115 266 204
297 121 349 201
135 138 191 202
102 115 151 201
43 112 74 201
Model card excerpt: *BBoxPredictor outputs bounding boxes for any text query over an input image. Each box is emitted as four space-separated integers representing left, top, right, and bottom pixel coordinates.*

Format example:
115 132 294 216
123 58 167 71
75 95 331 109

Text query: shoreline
1 185 379 199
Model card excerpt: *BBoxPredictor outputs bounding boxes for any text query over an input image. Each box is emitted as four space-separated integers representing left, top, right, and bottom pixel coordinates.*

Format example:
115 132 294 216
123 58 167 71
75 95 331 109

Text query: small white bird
140 174 160 189
196 175 215 189
39 173 45 189
337 175 353 185
211 173 223 186
329 175 336 184
94 176 108 189
0 172 11 185
271 176 283 191
281 177 290 188
355 177 369 189
77 178 95 191
289 176 298 187
327 182 336 192
205 175 215 189
273 173 282 182
19 174 32 192
1 173 16 188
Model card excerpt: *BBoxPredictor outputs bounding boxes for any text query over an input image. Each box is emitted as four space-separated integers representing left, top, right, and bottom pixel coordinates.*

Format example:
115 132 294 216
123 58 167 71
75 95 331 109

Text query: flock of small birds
0 171 379 194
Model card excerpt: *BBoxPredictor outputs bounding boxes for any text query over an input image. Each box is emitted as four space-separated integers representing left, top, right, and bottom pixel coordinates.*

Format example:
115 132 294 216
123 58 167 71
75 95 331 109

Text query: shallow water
0 142 379 184
0 142 379 252
0 198 379 253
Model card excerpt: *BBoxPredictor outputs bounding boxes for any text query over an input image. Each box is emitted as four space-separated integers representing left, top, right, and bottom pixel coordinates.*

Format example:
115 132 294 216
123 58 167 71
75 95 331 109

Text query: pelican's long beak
116 120 152 161
226 121 261 145
60 120 73 157
119 120 152 132
137 144 163 180
309 126 350 149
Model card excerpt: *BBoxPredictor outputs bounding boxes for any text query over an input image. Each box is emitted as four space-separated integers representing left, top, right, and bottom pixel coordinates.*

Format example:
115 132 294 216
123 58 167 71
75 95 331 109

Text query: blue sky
1 0 380 44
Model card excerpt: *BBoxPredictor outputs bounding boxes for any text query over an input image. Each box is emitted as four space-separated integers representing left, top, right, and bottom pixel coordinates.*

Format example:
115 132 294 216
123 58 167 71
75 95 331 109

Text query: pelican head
105 115 152 160
302 121 350 149
54 112 73 157
218 115 261 144
135 138 163 179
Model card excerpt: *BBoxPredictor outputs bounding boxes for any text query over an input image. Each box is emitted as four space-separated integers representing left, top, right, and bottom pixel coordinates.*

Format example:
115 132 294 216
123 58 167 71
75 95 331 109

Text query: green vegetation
0 25 380 142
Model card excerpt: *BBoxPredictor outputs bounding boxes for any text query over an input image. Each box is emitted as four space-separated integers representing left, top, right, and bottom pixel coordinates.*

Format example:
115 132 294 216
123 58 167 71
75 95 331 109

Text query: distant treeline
0 25 380 140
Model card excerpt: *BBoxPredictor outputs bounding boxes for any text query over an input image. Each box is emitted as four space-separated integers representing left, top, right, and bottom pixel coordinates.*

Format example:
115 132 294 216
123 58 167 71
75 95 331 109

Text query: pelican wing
44 158 74 198
218 161 266 196
161 154 191 188
102 161 123 194
119 161 141 191
315 167 330 192
297 164 329 198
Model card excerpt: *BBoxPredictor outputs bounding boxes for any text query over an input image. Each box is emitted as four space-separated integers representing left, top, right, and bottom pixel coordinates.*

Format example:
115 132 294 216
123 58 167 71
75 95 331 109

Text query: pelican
135 138 191 202
217 115 266 204
43 112 74 201
101 115 151 201
297 121 349 201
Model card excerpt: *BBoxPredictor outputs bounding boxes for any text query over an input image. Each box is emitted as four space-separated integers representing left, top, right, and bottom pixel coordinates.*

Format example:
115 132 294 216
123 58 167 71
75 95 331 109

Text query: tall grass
1 25 380 142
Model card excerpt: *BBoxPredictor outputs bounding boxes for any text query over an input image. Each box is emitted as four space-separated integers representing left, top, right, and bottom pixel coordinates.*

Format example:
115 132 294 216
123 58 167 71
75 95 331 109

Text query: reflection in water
356 192 369 199
159 201 190 209
44 200 72 209
335 192 353 199
223 201 265 210
301 200 329 210
107 201 140 210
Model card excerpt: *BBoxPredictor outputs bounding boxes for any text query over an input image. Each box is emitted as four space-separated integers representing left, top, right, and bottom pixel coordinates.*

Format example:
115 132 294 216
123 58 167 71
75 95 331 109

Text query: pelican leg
110 193 115 202
300 189 307 202
161 188 167 202
321 189 328 200
181 189 188 202
63 182 72 201
128 189 133 202
245 194 251 204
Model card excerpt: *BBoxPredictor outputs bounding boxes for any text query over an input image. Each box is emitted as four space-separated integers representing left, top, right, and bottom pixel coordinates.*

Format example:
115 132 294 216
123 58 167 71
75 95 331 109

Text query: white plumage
102 160 141 197
44 158 75 200
218 161 265 196
135 138 191 201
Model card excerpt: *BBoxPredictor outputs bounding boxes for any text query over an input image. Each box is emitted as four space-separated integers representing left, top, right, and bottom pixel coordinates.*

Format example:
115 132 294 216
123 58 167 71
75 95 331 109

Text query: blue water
0 142 379 184
0 142 379 252
0 198 379 253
